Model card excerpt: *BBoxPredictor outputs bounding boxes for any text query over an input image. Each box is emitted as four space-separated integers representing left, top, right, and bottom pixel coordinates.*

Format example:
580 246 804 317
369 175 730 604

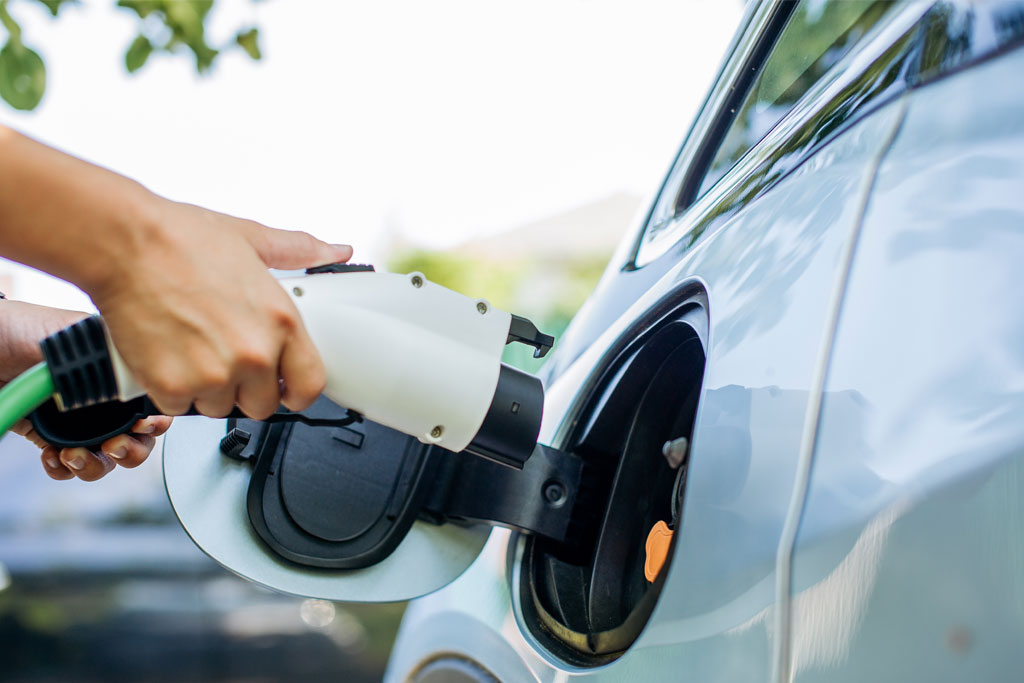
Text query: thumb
248 225 353 270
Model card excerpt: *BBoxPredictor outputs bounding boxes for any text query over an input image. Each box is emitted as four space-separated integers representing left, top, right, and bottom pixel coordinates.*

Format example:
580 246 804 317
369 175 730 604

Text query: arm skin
0 300 172 482
0 125 351 420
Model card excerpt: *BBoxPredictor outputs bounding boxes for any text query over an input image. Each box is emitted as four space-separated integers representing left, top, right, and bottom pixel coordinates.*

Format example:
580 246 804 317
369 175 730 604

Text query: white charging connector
96 268 546 464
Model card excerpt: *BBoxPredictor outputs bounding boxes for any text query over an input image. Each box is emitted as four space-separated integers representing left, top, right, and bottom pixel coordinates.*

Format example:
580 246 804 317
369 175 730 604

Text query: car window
917 0 1024 84
693 0 894 202
634 0 913 267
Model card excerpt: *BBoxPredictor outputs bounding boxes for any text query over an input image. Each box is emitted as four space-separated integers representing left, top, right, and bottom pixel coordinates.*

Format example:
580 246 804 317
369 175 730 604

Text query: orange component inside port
644 520 674 582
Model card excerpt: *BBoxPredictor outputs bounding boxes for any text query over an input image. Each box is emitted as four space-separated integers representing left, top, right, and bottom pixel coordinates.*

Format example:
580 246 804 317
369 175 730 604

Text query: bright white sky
0 0 742 310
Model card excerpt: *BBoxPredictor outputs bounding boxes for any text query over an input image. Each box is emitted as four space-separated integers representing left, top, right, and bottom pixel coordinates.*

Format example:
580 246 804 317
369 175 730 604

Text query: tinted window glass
694 0 893 200
917 0 1024 83
636 0 919 267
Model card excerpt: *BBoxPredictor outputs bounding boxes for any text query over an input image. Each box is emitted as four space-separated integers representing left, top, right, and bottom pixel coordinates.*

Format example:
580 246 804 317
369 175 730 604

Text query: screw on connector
476 301 488 315
662 437 689 469
543 480 566 506
410 275 424 288
220 428 252 461
430 425 444 439
292 287 304 297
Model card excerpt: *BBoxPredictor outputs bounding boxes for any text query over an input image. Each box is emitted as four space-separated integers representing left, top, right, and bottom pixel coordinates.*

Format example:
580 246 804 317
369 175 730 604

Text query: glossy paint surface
789 48 1024 682
388 89 905 683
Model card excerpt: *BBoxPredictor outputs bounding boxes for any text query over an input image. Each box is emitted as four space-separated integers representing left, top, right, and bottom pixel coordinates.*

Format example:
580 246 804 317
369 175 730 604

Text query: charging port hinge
423 444 584 543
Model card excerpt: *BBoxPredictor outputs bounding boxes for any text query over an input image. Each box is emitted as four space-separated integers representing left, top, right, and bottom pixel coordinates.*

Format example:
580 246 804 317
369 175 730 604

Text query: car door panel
789 46 1024 683
598 101 906 683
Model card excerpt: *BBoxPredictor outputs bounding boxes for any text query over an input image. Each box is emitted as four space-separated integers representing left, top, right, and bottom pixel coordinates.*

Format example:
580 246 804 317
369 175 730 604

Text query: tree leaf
193 0 214 21
165 0 203 43
188 40 218 73
235 27 260 60
0 40 46 110
33 0 74 18
161 0 218 72
124 34 152 73
0 0 22 41
115 0 161 19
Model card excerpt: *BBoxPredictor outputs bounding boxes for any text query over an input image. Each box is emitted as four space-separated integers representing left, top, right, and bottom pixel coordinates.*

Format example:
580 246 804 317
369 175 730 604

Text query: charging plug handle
39 316 118 411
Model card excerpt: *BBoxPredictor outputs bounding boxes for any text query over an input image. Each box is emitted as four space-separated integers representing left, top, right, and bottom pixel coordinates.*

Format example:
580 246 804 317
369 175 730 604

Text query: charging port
520 296 707 665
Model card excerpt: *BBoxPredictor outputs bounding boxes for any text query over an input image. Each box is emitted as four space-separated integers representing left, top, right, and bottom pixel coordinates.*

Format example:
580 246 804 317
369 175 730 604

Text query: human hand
0 300 172 481
85 198 350 419
12 415 173 482
0 127 346 420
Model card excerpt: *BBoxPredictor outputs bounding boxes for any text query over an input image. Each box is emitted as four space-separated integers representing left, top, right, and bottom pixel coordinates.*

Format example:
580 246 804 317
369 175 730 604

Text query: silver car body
387 2 1024 681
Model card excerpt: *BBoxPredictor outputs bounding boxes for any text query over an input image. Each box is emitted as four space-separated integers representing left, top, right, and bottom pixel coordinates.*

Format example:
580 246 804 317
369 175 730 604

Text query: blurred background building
0 0 741 679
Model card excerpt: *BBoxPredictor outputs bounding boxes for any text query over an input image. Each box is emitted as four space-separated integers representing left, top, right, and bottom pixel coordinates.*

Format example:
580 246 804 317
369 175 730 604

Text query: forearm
0 125 158 295
0 123 346 421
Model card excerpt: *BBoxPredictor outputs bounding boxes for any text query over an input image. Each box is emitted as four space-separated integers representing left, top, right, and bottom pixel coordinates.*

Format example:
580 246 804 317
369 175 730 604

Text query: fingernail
107 446 128 460
135 422 156 434
46 456 60 470
66 453 87 470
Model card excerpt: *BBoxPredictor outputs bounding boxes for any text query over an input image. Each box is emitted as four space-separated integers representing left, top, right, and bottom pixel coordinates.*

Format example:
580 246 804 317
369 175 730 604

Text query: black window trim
673 0 799 215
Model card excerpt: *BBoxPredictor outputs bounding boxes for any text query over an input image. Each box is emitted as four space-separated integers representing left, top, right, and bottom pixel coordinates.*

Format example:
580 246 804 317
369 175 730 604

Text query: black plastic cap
39 316 118 411
220 428 253 461
305 263 375 275
507 315 555 359
465 364 544 469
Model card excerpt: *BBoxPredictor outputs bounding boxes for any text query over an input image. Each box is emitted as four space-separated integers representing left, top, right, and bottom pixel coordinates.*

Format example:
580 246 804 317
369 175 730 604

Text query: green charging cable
0 361 55 437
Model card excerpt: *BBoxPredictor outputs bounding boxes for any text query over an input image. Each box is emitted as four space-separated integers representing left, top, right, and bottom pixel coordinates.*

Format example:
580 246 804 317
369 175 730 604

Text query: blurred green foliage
0 0 263 111
388 248 609 373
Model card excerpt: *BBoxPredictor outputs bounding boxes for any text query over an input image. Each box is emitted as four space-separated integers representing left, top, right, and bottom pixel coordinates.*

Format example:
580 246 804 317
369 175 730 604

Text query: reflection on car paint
789 47 1024 682
917 0 1024 83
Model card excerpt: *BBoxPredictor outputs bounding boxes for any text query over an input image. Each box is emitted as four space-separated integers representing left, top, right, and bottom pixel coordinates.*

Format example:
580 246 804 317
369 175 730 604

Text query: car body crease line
771 95 911 683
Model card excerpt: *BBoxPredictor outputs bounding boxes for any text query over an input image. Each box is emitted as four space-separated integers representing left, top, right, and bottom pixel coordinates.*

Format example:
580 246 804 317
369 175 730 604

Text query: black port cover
240 395 585 570
280 422 412 542
245 397 441 569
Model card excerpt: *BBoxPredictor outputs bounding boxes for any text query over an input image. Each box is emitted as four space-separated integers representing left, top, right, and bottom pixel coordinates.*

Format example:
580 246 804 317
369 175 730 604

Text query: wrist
0 129 166 296
0 302 36 381
72 182 165 301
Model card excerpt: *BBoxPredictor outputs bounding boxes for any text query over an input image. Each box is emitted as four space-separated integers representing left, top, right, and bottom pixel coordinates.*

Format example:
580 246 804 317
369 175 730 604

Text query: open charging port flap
521 298 708 664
